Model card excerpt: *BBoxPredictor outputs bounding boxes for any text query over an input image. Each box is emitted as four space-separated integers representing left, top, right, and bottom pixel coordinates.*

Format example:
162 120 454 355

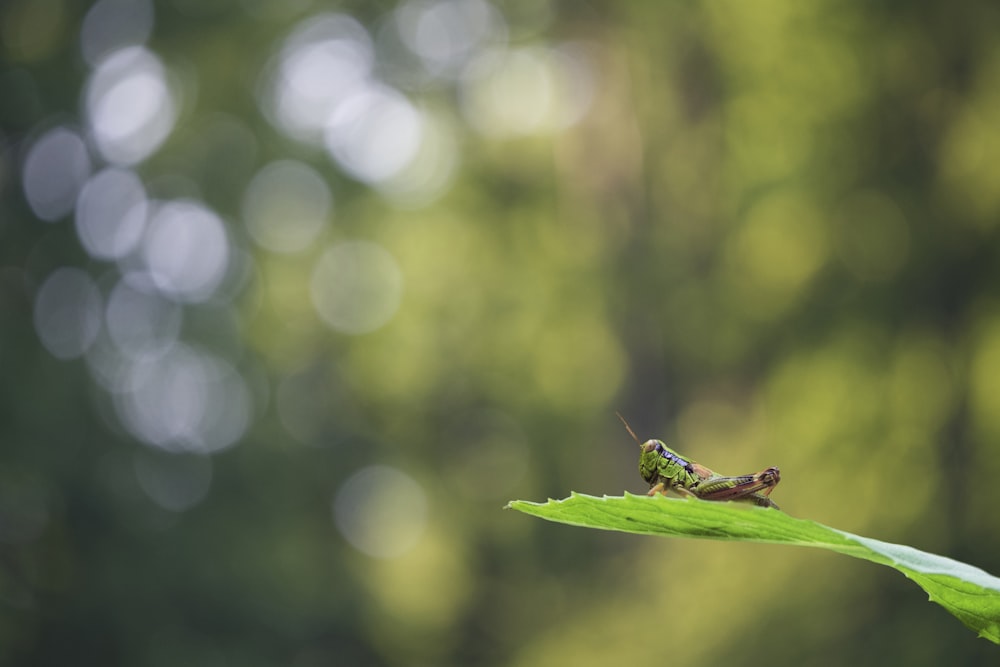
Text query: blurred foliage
2 0 1000 665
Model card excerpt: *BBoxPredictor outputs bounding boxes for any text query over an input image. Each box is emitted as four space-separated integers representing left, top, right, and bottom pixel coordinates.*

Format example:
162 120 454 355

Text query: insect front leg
647 484 699 499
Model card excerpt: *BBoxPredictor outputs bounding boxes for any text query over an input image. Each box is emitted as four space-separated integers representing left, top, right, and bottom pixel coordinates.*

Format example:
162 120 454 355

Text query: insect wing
694 473 775 501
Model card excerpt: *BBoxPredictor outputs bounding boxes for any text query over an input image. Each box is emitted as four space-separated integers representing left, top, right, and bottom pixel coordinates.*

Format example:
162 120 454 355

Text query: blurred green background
2 0 999 665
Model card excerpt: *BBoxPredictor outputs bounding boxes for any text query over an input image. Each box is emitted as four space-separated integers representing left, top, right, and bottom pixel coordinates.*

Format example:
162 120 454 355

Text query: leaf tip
504 499 537 512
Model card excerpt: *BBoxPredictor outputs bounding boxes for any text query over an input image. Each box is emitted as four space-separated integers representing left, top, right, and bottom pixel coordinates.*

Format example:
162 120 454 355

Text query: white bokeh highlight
333 465 428 559
460 45 595 137
372 109 458 207
112 344 251 454
85 46 176 165
310 241 404 335
142 200 230 303
105 280 183 357
395 0 506 79
33 268 103 360
242 160 331 253
75 167 149 261
263 13 374 143
80 0 154 66
323 84 424 185
22 127 92 222
133 450 213 512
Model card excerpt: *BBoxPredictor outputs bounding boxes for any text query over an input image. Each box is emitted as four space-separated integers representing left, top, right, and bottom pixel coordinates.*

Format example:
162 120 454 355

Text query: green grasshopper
618 414 781 509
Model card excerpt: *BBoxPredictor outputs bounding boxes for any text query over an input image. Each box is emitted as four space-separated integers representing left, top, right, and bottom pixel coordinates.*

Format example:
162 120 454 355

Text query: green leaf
505 492 1000 644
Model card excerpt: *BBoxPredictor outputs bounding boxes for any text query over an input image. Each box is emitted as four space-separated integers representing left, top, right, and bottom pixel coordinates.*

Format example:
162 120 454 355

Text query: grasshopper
618 414 781 509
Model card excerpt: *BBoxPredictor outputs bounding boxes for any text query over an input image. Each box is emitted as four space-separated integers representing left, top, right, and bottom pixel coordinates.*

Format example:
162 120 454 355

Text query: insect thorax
639 440 696 486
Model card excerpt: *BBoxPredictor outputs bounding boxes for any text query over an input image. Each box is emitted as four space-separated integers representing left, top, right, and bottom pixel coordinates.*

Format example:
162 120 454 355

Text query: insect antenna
616 412 642 446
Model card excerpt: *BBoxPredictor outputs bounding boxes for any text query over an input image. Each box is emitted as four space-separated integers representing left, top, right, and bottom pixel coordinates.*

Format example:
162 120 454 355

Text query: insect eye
641 441 658 453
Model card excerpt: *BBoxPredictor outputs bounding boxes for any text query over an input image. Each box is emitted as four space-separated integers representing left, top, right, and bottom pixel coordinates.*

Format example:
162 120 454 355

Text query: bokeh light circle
33 268 103 360
460 44 595 137
242 160 331 253
132 450 212 512
105 279 183 357
333 465 427 559
74 167 148 260
80 0 154 66
141 200 230 303
323 84 424 184
85 46 176 165
394 0 507 80
264 13 374 142
22 126 92 222
310 241 404 334
112 344 251 454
